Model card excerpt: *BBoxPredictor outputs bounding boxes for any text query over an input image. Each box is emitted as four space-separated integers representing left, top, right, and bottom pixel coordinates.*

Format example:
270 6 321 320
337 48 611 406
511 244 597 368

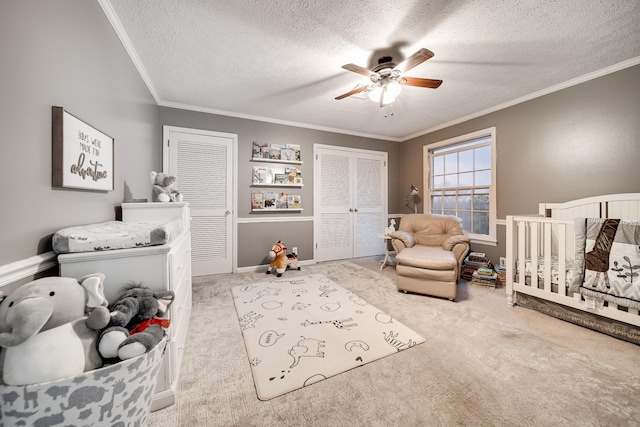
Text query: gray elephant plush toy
0 273 110 385
97 284 174 361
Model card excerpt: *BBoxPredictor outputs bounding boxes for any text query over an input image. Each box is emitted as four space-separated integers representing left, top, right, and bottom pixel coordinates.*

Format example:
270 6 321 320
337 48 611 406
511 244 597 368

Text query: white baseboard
236 258 316 274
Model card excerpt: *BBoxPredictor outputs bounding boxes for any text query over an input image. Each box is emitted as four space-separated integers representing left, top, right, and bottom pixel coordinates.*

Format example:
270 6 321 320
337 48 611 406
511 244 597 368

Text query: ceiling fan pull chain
384 104 394 118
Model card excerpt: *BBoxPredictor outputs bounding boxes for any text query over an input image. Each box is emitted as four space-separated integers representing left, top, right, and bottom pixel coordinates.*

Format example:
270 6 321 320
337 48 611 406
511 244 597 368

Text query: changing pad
53 219 183 253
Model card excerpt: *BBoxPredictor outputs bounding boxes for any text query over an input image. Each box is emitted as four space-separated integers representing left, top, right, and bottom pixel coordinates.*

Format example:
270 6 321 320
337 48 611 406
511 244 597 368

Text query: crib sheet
516 256 575 288
53 219 183 253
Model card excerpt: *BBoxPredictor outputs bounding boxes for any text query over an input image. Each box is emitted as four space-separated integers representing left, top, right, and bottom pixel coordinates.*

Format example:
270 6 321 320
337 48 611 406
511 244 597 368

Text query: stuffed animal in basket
266 240 300 277
0 273 110 385
150 170 183 202
97 284 174 361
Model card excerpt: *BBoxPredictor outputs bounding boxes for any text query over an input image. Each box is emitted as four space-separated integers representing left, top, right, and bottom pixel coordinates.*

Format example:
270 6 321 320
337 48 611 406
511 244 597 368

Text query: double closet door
314 145 387 262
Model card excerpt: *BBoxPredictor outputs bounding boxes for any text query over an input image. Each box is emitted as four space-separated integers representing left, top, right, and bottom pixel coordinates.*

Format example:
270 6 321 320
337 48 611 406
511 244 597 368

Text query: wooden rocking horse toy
266 241 300 277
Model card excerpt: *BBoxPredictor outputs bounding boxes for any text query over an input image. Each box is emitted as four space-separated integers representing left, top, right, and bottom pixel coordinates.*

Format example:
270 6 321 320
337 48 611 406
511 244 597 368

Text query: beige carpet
148 259 640 426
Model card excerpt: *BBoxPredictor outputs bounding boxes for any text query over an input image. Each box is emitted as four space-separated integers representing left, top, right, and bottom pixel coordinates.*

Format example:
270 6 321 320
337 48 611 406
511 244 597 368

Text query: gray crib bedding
53 219 183 253
515 256 575 287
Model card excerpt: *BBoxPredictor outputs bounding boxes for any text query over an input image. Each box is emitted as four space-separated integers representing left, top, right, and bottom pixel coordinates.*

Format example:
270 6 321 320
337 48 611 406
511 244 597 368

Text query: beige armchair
391 214 470 301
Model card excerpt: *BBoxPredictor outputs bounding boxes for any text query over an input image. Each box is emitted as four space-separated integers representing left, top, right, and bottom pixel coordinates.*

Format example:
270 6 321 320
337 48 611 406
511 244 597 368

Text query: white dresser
58 202 192 411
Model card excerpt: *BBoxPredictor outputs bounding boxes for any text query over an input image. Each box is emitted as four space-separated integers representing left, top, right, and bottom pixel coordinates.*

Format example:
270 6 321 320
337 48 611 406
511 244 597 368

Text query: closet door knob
349 208 354 212
354 208 358 212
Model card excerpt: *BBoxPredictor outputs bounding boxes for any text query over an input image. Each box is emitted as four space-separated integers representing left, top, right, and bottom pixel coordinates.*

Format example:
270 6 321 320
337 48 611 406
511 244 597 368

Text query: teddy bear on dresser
150 171 184 202
97 284 174 362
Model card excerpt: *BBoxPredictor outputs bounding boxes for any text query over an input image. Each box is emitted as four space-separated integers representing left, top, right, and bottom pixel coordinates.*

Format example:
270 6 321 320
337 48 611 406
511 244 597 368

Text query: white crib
506 193 640 334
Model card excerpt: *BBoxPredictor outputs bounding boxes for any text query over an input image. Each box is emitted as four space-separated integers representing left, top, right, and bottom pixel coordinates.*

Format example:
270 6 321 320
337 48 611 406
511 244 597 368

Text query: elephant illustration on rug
288 336 325 368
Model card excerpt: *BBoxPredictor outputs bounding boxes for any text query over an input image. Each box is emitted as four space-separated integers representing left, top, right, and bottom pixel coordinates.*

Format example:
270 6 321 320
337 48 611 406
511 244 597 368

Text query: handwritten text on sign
62 110 113 191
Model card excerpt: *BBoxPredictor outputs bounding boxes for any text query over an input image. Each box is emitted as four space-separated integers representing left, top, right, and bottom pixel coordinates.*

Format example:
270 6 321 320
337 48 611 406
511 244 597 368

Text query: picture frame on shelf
273 172 288 185
252 141 302 162
275 193 288 209
251 191 303 211
263 192 278 209
251 191 264 210
252 166 272 184
280 147 296 161
287 194 302 209
287 144 301 161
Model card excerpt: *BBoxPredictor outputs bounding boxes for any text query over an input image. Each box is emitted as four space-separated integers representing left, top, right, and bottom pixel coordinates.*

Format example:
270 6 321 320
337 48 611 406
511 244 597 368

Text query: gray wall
159 107 400 267
2 0 638 272
0 1 160 265
400 64 640 263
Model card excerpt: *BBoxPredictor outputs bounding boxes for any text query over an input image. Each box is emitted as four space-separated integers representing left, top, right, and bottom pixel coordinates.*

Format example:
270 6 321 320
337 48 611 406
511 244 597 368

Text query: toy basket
0 337 167 426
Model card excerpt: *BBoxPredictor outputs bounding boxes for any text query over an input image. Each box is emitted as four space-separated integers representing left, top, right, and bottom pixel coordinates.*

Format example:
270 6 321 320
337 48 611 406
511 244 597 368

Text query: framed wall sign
52 106 114 191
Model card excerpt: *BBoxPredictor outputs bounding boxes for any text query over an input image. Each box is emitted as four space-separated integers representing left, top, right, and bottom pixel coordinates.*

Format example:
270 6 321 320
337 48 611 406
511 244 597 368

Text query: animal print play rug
231 274 424 400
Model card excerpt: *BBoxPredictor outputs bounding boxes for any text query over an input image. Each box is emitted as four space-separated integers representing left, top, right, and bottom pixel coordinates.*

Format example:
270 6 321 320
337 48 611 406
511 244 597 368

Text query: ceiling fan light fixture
368 82 401 105
386 81 402 98
368 86 383 102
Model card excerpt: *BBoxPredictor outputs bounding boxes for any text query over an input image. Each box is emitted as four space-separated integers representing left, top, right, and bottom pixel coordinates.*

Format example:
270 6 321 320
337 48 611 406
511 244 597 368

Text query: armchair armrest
390 230 415 254
442 234 471 251
443 235 471 269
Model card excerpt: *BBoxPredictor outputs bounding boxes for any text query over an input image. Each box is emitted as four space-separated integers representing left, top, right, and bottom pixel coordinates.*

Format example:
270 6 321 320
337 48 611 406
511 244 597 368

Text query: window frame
423 127 497 245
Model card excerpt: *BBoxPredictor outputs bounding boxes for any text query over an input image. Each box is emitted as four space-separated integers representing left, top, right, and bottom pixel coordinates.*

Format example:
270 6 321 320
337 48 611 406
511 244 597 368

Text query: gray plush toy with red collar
97 284 174 362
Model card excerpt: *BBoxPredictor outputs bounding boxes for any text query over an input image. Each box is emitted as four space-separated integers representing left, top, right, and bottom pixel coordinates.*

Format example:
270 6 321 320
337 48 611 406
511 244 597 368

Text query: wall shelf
251 158 303 165
252 208 303 212
251 183 303 188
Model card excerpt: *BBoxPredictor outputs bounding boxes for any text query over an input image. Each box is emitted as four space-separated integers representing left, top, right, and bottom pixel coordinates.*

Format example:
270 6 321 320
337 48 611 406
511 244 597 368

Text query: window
423 127 496 244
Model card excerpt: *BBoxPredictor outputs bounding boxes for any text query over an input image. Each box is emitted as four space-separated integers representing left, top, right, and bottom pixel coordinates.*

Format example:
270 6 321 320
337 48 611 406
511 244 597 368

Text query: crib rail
505 215 640 327
506 215 571 304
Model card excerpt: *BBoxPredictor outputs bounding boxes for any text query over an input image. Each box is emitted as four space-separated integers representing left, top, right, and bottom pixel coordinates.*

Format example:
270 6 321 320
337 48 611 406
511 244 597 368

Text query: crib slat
530 222 538 289
518 221 526 287
558 223 567 296
544 222 552 292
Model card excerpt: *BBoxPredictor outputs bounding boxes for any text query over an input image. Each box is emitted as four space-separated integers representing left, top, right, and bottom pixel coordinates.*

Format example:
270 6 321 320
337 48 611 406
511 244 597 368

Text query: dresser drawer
169 277 191 340
169 234 191 291
168 294 192 384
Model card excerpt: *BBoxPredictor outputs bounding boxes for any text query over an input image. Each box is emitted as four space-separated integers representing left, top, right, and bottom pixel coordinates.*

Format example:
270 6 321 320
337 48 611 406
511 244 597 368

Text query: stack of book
460 252 491 280
471 267 499 288
494 264 507 287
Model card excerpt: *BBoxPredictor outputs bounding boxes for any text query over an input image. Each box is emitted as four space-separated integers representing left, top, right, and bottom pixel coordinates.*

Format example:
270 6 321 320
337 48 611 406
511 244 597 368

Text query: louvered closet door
354 153 386 257
315 148 353 261
166 128 235 276
315 145 387 262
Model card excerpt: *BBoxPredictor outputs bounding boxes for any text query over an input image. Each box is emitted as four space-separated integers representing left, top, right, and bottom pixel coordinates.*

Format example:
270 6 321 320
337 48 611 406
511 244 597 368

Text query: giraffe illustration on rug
301 317 358 330
585 218 621 289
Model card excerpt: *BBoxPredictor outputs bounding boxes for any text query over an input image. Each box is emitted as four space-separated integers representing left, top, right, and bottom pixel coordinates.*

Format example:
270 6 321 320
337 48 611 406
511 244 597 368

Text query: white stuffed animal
385 219 397 236
0 274 109 385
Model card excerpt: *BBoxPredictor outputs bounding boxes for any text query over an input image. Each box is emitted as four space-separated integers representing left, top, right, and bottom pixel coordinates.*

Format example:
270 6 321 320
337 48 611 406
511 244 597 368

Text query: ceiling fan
335 48 442 107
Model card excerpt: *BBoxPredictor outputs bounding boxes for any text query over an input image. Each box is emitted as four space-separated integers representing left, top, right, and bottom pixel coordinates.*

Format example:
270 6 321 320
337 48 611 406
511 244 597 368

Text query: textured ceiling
101 0 640 141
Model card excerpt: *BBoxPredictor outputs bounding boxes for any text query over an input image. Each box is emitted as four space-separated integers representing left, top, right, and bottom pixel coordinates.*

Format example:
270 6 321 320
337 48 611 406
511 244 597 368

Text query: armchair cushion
395 246 457 270
399 214 465 246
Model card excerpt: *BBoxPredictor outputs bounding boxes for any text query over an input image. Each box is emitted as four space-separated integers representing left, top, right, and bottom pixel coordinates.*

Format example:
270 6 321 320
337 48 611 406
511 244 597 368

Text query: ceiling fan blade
341 63 373 77
401 76 443 88
335 85 368 100
394 48 434 73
